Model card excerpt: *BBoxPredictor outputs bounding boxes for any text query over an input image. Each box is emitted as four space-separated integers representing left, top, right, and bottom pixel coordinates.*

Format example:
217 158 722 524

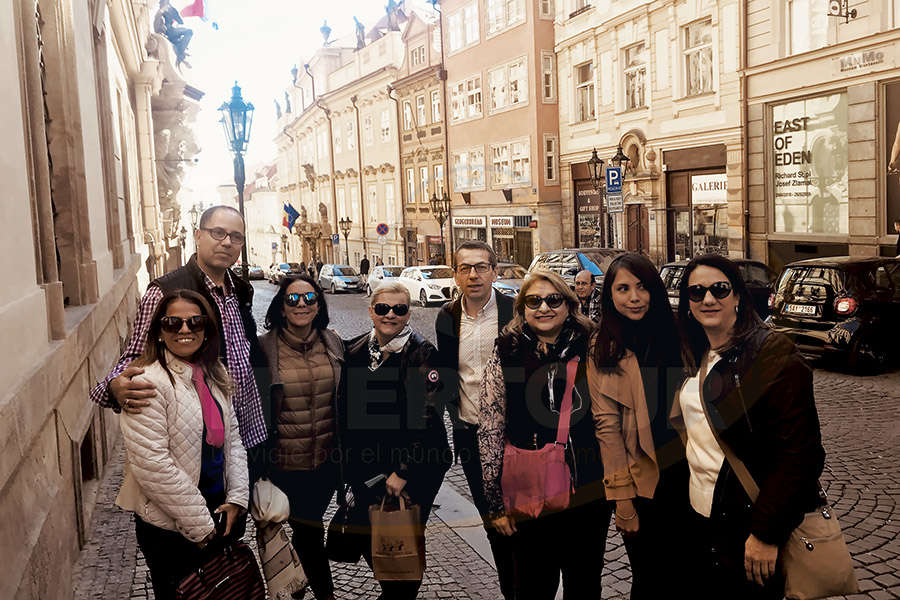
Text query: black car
528 248 626 290
660 259 776 317
269 262 303 284
766 256 900 372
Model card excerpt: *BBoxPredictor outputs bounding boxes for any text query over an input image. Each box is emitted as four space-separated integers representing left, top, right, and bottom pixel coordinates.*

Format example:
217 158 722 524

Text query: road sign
605 167 622 194
331 233 340 245
376 223 389 236
607 192 624 213
271 242 277 249
377 236 386 245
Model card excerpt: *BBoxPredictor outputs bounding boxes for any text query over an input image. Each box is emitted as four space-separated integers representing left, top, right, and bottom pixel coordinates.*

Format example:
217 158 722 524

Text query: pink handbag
501 356 579 519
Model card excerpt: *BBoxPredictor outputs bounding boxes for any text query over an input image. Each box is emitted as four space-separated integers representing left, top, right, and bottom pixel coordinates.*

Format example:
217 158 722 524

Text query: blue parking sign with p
606 167 622 194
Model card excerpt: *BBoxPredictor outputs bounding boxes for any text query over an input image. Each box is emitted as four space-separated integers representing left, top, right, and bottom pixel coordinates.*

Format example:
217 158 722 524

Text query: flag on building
284 204 300 231
180 0 219 30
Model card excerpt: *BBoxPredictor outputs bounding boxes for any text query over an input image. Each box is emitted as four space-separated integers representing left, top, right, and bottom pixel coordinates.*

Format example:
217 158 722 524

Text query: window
368 184 378 223
540 0 554 18
420 166 429 201
575 62 595 122
541 52 556 102
488 57 528 113
411 45 426 67
491 139 530 186
350 186 360 222
334 129 342 153
381 109 391 141
337 187 347 217
788 0 829 55
434 164 444 196
346 121 355 151
453 147 485 191
683 19 713 96
623 43 647 110
416 95 427 125
364 115 374 146
403 101 413 130
574 0 589 11
448 2 480 53
407 168 416 203
385 182 395 224
544 134 559 184
487 0 525 35
431 90 441 122
450 76 483 122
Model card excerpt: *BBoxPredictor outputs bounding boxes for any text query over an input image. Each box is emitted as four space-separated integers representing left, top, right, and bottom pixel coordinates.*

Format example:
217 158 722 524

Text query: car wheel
366 285 372 297
419 290 428 307
330 283 337 295
849 335 889 375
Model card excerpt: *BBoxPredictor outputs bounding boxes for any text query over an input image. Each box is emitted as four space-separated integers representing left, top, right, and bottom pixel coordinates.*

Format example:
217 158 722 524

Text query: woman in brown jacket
588 253 686 598
259 275 343 600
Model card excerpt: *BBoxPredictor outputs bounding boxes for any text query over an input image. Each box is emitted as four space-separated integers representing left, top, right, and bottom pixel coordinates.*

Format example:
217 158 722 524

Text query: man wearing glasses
434 240 516 599
574 269 602 322
90 206 270 472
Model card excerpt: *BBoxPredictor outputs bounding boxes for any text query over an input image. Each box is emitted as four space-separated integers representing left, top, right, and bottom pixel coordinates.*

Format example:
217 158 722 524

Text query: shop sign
836 48 890 74
489 216 514 228
451 215 486 228
575 180 604 247
691 174 728 205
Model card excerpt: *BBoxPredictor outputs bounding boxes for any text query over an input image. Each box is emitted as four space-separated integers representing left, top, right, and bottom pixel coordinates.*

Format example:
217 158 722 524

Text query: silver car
318 264 363 294
366 265 405 296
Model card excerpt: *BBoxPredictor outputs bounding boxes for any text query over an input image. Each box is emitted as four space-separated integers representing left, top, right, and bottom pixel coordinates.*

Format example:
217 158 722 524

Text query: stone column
134 59 165 276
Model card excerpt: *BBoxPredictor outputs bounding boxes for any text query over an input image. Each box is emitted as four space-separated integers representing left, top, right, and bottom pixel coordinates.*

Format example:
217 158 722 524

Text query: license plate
784 304 818 316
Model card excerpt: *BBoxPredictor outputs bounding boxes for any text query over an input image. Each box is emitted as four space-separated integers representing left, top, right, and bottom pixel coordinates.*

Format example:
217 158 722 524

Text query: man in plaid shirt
574 269 602 323
89 206 270 457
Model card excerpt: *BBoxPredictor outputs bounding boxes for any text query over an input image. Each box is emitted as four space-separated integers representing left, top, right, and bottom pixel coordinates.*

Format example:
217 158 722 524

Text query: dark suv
766 256 900 372
660 259 776 317
528 248 626 290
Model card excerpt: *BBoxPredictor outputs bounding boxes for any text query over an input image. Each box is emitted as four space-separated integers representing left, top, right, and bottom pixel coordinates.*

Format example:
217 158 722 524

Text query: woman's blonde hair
370 281 411 306
503 269 594 336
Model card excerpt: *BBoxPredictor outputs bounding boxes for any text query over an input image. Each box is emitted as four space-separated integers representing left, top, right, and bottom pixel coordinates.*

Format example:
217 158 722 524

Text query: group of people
91 204 826 600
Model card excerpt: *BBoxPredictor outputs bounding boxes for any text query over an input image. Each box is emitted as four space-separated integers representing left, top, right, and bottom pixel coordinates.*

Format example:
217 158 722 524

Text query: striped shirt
89 270 267 449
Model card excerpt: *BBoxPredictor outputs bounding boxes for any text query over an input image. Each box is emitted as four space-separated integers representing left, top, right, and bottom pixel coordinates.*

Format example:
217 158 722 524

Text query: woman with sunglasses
478 270 608 599
116 290 249 599
339 282 451 599
258 275 343 600
673 254 824 598
587 253 687 598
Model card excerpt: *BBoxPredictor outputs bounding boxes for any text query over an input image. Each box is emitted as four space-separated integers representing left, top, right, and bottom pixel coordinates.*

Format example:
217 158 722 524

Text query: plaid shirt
89 270 267 449
580 287 602 323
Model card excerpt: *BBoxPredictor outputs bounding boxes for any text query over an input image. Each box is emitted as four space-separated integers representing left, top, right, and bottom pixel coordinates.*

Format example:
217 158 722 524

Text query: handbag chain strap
555 356 580 446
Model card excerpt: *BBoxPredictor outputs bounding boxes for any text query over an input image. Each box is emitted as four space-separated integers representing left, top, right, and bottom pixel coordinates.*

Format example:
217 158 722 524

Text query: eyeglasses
523 293 565 310
686 281 733 303
160 315 209 333
285 291 318 307
373 303 410 316
201 227 245 245
455 263 494 275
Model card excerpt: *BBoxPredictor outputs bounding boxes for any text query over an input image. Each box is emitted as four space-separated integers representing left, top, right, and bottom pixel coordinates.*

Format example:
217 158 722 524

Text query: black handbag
326 484 366 563
175 539 265 600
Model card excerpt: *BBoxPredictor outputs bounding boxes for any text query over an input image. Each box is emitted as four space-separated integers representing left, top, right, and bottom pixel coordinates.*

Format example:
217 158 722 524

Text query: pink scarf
189 364 225 448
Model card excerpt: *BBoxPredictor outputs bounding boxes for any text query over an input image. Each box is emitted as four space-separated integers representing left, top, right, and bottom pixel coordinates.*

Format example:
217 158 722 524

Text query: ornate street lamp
339 217 352 264
281 233 288 261
430 192 451 264
610 144 631 174
218 82 255 281
588 148 604 191
189 203 200 231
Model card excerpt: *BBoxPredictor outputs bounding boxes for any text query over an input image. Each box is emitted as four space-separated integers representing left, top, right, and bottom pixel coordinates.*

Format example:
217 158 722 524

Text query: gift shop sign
451 216 486 227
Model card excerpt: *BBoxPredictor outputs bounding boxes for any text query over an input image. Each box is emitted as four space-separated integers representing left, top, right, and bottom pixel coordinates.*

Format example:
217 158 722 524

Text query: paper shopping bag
368 495 425 582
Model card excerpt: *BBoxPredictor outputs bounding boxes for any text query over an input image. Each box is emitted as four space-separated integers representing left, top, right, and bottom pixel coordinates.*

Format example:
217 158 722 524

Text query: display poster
691 172 729 255
886 81 900 235
574 180 604 247
772 93 848 234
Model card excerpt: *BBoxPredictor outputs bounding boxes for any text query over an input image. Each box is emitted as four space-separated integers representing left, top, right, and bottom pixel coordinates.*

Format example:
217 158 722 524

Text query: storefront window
885 81 900 235
691 173 728 255
772 92 848 235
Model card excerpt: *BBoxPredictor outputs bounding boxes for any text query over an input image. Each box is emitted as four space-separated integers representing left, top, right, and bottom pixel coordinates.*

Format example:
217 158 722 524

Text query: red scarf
189 364 225 448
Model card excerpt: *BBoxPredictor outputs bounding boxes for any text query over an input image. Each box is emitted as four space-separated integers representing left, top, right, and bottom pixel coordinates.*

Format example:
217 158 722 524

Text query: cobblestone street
71 282 900 599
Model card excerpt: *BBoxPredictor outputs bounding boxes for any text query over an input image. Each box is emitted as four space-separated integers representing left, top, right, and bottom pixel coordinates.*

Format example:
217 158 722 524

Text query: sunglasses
686 281 733 303
373 303 410 316
160 315 209 333
523 293 565 310
285 291 318 307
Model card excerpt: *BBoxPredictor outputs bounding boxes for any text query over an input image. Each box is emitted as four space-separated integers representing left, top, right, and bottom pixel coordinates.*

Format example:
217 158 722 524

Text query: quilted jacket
116 353 249 543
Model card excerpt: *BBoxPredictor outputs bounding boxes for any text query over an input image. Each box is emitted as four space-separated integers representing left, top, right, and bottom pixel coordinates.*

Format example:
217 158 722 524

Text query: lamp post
339 217 352 264
281 233 288 262
587 148 606 246
430 192 451 264
189 203 200 231
218 82 255 281
609 145 631 250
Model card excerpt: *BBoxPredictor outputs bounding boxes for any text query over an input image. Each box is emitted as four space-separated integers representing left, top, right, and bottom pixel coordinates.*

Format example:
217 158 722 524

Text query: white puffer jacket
116 353 249 543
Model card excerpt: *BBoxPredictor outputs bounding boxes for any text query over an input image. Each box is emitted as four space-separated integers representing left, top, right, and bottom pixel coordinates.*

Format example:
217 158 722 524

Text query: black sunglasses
160 315 209 333
523 293 565 310
686 281 733 303
373 303 410 316
285 291 318 307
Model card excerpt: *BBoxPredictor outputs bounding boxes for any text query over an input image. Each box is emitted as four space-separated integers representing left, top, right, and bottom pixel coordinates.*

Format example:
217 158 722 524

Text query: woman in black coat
338 282 451 600
672 254 825 599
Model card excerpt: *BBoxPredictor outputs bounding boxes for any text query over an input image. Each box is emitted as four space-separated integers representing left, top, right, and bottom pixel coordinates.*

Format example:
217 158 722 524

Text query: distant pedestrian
574 269 601 322
308 263 316 279
316 259 324 274
116 289 249 600
359 255 370 284
894 218 899 256
375 256 383 266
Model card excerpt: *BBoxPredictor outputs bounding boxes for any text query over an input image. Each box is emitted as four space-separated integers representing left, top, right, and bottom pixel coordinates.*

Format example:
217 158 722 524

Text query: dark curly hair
264 275 330 331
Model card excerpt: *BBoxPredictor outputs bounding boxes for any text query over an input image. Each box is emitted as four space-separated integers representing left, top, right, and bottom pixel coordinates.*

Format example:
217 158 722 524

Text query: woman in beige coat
588 253 686 599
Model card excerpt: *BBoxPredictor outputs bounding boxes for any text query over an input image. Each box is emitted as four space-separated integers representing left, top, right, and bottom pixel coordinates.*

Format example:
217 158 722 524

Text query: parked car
766 256 900 372
366 265 405 296
450 262 527 300
660 258 776 317
528 248 626 290
318 264 363 293
269 262 303 284
399 265 455 306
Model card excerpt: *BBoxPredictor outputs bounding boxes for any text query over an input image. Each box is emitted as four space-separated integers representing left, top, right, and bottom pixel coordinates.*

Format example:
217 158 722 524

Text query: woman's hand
386 473 407 497
214 503 243 537
614 499 640 536
491 514 517 536
196 531 216 549
744 534 779 586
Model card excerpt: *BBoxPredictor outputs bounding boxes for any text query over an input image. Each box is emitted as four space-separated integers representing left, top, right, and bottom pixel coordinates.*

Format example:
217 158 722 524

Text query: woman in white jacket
116 289 249 599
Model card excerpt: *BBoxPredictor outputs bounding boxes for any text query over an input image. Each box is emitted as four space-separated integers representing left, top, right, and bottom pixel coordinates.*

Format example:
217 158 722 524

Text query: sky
173 0 394 202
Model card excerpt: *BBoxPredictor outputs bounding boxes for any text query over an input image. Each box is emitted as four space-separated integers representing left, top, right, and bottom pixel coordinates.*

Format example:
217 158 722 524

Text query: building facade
0 0 182 597
745 0 900 270
441 0 562 267
556 0 744 265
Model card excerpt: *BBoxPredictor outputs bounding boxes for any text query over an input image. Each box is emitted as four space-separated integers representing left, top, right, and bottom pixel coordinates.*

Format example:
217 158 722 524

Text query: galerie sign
691 173 728 205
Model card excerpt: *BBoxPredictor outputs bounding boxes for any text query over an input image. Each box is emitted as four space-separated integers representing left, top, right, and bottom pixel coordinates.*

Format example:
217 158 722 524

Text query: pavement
70 282 900 599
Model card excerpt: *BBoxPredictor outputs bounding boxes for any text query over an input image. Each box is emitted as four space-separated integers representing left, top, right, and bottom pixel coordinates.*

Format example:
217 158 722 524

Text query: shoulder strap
556 356 580 445
697 353 760 502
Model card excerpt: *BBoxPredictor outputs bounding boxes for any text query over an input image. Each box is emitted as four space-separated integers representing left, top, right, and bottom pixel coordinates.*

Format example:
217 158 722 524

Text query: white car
366 265 405 296
398 265 456 306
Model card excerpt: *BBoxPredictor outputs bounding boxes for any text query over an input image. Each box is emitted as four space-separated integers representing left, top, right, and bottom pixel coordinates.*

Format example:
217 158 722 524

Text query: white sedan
398 265 456 306
366 265 405 296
